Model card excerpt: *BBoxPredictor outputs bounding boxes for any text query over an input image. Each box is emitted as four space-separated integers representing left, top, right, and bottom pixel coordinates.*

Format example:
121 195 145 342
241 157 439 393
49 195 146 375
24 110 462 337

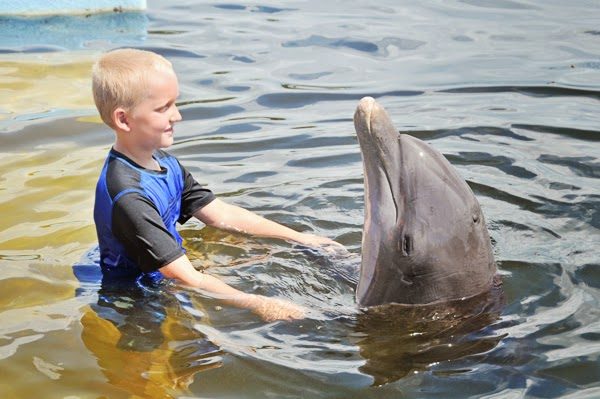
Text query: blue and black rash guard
94 148 215 282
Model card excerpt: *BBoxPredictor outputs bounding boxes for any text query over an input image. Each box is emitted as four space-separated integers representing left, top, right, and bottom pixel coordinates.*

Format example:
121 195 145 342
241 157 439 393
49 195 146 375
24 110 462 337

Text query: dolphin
354 97 497 307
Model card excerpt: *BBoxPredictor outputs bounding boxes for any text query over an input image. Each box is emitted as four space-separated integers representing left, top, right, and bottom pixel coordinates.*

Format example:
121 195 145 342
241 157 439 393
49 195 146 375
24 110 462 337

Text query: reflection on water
74 249 223 398
1 0 599 398
0 53 96 129
80 282 222 397
355 277 505 386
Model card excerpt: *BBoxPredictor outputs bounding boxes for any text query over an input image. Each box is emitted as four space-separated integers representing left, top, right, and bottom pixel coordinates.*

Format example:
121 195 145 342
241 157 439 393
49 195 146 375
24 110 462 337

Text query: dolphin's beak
354 96 403 223
355 97 376 136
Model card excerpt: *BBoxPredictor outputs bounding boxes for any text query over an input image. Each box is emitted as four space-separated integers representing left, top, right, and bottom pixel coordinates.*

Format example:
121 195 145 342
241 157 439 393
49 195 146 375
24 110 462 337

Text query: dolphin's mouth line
381 161 399 222
366 107 400 224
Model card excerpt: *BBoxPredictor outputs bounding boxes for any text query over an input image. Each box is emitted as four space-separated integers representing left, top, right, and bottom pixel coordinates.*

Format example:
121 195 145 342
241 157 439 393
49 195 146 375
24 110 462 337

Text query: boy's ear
113 108 131 132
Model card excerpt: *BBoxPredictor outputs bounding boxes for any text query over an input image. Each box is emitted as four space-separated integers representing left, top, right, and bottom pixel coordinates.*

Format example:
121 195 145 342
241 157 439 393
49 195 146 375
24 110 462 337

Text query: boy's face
127 68 182 151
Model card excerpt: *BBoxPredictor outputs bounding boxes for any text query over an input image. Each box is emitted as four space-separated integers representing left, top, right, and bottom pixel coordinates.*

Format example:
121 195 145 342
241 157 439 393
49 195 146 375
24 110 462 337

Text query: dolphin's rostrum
354 97 497 307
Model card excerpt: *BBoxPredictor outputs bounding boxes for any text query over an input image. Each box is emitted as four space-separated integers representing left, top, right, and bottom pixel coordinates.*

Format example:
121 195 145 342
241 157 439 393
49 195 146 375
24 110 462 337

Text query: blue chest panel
139 155 184 244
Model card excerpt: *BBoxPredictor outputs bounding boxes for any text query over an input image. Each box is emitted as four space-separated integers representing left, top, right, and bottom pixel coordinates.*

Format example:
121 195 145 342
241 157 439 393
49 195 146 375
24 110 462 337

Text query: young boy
92 48 342 321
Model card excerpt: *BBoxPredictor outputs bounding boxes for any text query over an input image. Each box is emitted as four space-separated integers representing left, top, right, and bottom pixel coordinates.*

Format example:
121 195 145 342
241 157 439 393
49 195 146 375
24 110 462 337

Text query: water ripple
257 90 423 109
514 123 600 142
439 85 600 102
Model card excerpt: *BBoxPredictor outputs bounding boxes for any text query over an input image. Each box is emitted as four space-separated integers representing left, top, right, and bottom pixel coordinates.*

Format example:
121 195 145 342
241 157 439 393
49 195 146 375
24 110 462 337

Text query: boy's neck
113 141 160 171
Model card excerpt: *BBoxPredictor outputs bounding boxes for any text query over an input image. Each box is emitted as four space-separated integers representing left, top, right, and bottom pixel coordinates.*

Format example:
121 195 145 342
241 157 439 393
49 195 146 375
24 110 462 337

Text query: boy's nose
171 106 182 122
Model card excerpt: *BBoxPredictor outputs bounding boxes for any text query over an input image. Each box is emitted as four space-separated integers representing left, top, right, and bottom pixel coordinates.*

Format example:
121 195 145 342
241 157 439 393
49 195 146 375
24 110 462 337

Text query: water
1 1 599 397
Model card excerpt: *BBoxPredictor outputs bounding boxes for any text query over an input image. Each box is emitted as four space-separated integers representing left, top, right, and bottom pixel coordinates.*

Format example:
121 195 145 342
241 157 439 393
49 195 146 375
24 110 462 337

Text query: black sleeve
178 162 216 224
112 192 184 272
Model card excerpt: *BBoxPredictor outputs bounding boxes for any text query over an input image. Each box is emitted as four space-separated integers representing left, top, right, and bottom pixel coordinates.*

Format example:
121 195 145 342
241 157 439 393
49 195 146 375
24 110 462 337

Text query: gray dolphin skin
354 97 497 307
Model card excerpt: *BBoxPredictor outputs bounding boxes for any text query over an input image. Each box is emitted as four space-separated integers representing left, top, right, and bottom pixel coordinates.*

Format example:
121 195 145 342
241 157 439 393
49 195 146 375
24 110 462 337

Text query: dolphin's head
354 97 496 307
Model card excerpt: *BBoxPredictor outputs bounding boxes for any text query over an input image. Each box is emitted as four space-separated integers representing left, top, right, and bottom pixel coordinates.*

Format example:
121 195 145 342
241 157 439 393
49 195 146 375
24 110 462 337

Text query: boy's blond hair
92 48 174 129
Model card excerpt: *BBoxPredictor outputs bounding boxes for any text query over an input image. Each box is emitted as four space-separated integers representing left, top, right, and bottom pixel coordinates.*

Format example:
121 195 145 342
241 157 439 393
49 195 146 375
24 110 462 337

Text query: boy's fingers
299 233 348 256
319 240 350 256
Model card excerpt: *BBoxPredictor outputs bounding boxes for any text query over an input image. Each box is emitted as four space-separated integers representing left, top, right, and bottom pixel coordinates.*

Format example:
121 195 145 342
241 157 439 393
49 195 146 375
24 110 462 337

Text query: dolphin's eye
402 235 411 255
473 213 480 223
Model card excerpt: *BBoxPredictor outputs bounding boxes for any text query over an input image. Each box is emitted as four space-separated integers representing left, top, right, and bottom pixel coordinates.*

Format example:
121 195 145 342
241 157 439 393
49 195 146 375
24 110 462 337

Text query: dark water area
0 1 599 398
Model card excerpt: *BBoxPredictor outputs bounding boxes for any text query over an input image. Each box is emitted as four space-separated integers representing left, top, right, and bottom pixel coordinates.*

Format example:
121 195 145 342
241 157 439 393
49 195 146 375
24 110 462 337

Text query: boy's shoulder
98 151 143 199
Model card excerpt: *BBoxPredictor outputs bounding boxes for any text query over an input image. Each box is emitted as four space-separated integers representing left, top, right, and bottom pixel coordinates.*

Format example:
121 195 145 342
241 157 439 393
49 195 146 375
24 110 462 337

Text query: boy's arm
193 198 344 251
110 190 303 321
159 254 305 321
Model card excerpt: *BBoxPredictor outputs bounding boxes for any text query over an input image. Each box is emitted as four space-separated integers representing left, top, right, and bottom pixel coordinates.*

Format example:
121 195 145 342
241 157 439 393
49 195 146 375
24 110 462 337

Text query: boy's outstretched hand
295 233 348 255
245 295 306 322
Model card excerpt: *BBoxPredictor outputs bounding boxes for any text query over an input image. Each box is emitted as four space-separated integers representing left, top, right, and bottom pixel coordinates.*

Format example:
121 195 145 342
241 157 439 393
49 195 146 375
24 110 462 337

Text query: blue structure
0 1 148 51
0 12 148 50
